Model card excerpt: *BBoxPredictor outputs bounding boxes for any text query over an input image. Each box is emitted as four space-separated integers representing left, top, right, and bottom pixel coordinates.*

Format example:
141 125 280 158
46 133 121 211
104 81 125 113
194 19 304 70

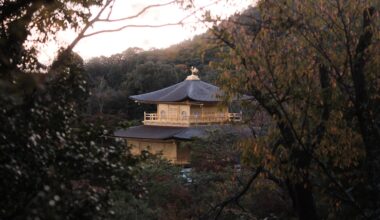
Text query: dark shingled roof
113 125 253 140
114 126 187 140
130 80 251 103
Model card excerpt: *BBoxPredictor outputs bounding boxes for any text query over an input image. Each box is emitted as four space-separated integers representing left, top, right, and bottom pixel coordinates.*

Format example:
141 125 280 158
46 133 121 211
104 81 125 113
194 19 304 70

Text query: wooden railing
228 113 242 122
143 112 242 127
145 113 158 121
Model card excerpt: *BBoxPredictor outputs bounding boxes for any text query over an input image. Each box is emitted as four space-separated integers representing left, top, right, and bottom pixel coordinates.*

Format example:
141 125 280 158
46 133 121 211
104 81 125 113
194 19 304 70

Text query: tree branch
202 167 262 219
66 0 114 52
82 22 189 38
98 1 176 22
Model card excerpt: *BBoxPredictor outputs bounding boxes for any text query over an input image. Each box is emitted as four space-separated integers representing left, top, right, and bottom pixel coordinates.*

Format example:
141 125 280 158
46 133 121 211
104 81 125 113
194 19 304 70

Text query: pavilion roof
113 124 254 140
130 79 251 103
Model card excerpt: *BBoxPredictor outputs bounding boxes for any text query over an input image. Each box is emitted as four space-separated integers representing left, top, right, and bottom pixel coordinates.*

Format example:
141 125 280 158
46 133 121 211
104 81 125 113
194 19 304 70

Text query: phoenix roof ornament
186 66 200 80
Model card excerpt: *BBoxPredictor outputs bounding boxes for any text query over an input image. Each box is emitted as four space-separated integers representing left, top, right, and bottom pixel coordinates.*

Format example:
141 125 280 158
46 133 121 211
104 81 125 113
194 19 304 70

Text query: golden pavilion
114 67 250 165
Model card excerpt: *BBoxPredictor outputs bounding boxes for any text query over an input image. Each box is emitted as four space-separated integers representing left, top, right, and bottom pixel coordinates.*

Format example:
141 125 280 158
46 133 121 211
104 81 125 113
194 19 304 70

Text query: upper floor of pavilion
129 67 250 127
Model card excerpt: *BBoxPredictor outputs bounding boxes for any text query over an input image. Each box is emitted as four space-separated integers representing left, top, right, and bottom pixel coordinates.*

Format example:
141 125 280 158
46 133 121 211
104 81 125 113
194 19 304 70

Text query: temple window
160 110 166 119
181 111 187 120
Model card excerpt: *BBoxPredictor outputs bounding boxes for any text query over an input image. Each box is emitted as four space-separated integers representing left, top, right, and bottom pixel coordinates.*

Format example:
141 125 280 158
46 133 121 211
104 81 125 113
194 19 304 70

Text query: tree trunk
253 91 319 219
351 7 380 213
293 178 318 220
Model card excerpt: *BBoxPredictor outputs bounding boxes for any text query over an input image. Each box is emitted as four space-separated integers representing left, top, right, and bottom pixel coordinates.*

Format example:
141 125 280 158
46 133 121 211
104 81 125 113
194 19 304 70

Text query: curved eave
113 124 254 141
129 78 254 104
131 95 253 104
232 94 254 102
129 80 221 102
130 97 222 105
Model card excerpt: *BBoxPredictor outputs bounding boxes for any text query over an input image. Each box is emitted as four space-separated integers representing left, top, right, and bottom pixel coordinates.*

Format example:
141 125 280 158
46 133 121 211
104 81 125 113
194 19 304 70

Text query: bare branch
98 1 176 22
66 0 114 52
83 22 187 38
106 0 116 20
66 0 217 51
82 1 218 39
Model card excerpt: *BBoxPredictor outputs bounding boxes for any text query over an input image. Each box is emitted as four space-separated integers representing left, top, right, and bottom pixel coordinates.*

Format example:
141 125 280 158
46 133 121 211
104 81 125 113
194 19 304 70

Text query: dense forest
1 0 380 220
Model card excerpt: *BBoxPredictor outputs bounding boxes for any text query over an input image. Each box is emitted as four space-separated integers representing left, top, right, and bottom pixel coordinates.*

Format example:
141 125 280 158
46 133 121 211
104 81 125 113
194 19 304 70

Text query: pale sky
38 0 254 64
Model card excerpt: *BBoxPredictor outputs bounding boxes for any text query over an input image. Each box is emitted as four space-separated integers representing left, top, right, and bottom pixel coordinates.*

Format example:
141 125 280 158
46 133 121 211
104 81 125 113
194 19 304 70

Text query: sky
38 0 253 64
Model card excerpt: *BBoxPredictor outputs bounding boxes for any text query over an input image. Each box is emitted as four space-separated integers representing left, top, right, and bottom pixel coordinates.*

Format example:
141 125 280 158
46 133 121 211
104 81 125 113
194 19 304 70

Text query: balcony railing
143 112 242 127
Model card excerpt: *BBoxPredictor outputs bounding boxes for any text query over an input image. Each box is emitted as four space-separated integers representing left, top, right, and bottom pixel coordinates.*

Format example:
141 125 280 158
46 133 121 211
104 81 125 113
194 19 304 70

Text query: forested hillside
84 33 221 124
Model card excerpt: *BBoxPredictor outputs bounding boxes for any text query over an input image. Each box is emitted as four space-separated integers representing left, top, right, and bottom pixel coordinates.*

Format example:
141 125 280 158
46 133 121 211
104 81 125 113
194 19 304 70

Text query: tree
0 49 140 219
0 0 199 219
207 0 380 219
0 0 103 75
187 130 291 219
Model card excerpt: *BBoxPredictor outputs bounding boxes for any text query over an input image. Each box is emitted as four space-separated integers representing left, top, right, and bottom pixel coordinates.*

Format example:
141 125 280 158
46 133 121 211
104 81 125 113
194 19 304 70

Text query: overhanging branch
98 1 176 22
66 0 216 51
